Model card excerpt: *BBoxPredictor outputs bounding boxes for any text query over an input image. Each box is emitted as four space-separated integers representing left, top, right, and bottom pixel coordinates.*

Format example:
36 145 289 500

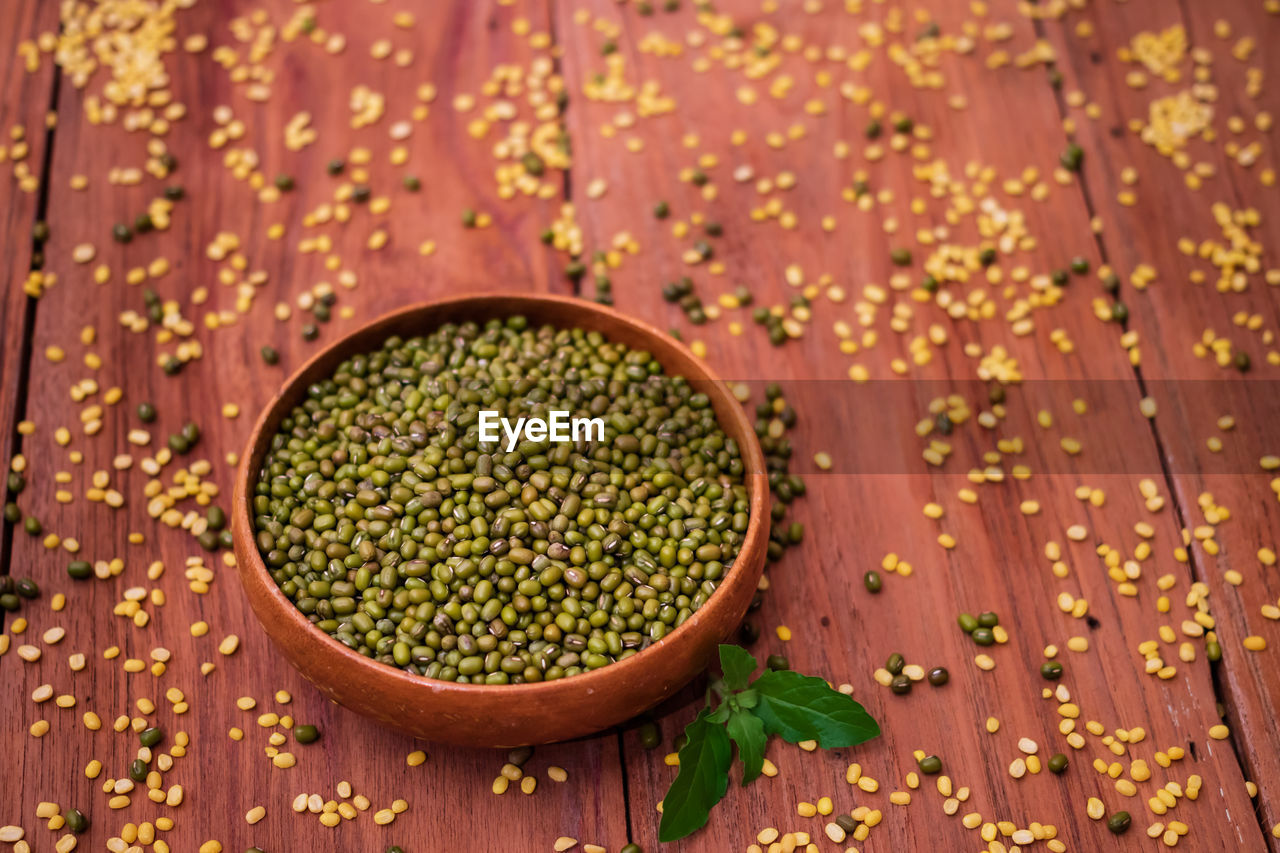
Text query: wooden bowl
232 293 769 747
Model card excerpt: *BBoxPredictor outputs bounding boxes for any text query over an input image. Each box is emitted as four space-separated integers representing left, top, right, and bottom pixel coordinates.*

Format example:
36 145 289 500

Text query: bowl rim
231 292 770 702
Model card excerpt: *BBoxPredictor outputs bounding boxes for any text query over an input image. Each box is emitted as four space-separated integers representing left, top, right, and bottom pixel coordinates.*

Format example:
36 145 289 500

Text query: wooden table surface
2 1 1279 851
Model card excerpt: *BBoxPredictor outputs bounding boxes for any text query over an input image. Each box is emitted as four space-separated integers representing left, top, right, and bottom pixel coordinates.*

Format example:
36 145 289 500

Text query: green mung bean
252 316 749 684
1107 811 1131 834
293 724 321 744
64 809 89 834
638 721 661 749
1060 143 1083 171
197 530 220 552
917 755 942 775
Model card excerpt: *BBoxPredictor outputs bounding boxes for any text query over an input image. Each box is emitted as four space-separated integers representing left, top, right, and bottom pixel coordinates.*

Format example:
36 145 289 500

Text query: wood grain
0 2 626 851
0 0 60 565
1 0 1277 850
1033 0 1280 841
556 0 1268 849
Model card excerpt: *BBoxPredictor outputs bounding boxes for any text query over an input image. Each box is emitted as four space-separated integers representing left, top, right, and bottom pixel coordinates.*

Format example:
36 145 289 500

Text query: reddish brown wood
2 0 1278 850
0 2 629 851
0 0 59 561
556 0 1269 849
1034 0 1280 842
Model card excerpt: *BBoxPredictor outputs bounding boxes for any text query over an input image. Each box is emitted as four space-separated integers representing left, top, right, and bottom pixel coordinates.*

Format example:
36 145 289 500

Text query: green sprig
657 645 880 842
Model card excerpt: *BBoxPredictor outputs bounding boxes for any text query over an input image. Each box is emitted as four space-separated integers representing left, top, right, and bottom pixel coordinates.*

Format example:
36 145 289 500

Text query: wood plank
0 0 60 565
3 0 1277 851
1 2 628 851
1031 0 1280 841
557 0 1265 849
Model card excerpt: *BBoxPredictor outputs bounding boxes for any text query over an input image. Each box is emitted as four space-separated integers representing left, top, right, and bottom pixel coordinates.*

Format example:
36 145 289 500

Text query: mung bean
252 316 749 683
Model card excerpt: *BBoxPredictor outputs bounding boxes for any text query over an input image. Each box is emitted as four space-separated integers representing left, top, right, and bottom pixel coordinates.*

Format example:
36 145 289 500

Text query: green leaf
658 709 733 842
706 704 730 724
726 708 766 785
718 644 757 691
750 670 881 749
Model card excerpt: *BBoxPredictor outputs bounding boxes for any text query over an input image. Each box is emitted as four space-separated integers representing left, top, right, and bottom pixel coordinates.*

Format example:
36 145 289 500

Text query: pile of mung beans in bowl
231 294 770 746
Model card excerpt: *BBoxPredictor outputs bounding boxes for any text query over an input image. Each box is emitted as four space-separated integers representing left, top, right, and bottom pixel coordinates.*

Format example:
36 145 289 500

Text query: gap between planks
1026 6 1272 845
0 40 62 586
